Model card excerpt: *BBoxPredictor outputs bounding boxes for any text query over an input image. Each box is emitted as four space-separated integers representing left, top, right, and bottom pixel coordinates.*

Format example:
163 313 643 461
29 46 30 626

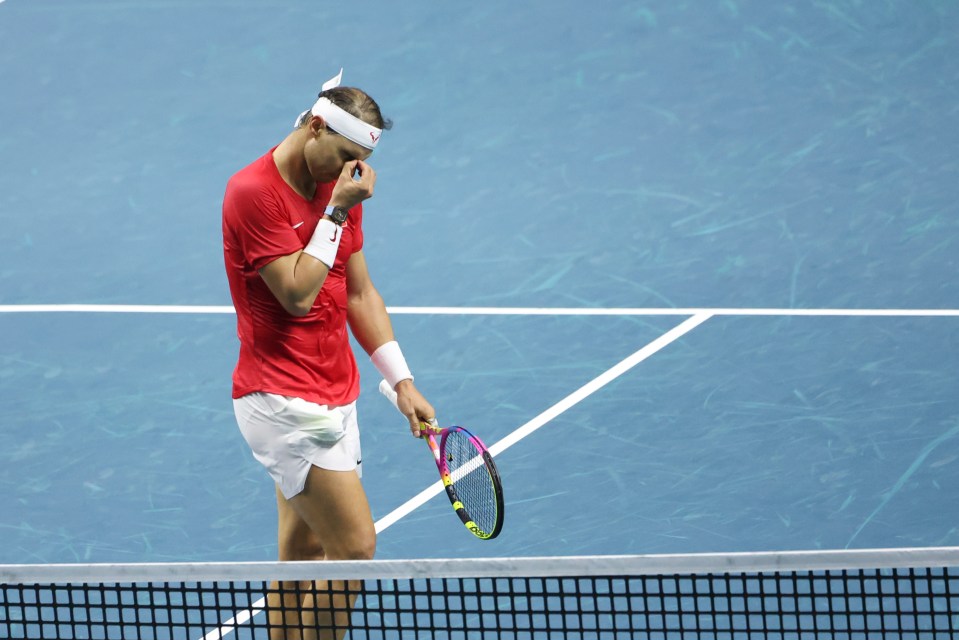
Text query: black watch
324 205 349 226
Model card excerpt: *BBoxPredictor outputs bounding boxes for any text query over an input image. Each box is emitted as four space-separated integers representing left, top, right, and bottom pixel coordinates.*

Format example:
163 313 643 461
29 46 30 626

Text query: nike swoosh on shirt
292 222 304 229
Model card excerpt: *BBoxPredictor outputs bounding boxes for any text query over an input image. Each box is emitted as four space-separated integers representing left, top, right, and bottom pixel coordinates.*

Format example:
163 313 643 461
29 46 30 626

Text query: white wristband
371 341 413 389
303 218 342 269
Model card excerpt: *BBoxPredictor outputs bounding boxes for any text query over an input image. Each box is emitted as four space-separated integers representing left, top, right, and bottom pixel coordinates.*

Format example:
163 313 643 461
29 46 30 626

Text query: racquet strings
443 429 499 535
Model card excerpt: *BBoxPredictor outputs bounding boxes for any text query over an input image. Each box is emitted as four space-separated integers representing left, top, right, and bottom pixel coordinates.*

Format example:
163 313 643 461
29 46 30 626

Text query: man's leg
268 466 375 640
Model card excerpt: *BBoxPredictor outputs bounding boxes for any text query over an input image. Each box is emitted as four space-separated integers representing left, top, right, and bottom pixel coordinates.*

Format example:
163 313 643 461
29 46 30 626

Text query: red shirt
222 148 363 406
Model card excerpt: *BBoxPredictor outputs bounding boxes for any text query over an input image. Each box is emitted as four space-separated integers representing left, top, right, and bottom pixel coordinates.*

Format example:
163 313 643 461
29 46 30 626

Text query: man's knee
327 532 376 561
279 538 324 561
277 523 325 561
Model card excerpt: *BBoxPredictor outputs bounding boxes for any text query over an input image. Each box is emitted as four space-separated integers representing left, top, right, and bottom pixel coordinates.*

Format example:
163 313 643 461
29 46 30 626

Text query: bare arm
345 250 395 353
346 251 435 436
258 251 331 317
258 160 375 317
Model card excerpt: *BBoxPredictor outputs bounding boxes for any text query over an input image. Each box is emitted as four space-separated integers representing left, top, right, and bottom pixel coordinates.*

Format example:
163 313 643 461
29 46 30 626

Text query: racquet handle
378 379 399 409
378 379 439 429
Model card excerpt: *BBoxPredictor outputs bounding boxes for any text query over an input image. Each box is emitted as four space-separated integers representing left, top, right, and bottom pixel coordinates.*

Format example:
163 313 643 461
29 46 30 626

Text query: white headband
294 68 382 150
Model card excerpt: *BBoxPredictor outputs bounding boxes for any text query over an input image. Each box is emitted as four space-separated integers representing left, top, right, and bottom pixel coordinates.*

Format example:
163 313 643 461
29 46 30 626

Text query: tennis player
222 70 435 638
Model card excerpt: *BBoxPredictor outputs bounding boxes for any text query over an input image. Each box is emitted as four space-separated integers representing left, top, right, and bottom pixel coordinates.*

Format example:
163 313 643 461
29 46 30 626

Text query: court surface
1 1 957 565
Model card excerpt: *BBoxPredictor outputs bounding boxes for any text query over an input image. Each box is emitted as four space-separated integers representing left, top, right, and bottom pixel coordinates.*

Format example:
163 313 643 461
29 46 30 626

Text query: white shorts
233 392 362 499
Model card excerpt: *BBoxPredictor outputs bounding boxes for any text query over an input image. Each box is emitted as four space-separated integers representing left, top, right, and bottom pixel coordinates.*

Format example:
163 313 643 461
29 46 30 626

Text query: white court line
0 304 235 314
373 312 713 532
201 312 712 639
1 304 958 316
387 307 959 317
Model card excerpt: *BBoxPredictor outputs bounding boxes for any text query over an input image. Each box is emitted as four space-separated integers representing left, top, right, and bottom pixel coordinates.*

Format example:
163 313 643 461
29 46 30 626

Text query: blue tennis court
1 0 958 567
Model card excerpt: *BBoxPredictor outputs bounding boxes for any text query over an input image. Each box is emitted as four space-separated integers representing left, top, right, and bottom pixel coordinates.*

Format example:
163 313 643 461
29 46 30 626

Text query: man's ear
310 115 329 136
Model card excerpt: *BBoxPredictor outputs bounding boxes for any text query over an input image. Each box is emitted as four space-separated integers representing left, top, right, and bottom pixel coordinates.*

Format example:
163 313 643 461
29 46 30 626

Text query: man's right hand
329 160 376 209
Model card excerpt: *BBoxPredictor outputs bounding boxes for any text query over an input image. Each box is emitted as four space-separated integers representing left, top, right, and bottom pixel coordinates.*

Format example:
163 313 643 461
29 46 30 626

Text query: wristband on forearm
302 218 342 269
371 340 413 389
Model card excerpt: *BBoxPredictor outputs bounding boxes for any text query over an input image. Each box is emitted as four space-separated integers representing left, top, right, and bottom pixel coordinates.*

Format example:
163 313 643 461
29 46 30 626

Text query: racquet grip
378 379 400 410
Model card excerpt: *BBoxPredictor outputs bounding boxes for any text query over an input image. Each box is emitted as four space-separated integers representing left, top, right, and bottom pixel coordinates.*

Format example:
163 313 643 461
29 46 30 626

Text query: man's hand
393 379 436 438
329 160 376 209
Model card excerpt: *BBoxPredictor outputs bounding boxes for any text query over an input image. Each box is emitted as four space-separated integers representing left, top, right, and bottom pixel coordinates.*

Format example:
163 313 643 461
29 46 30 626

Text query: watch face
331 207 349 225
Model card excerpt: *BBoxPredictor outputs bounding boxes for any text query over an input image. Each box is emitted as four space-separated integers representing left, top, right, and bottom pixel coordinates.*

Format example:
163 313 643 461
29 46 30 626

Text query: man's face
305 119 372 183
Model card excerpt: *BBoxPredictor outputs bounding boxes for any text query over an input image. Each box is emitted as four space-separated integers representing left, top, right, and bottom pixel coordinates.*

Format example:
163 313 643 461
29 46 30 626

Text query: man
222 69 434 639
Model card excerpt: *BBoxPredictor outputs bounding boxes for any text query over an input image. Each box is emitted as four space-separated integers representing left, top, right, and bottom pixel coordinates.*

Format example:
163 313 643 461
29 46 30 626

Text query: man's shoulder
225 154 285 216
227 152 275 192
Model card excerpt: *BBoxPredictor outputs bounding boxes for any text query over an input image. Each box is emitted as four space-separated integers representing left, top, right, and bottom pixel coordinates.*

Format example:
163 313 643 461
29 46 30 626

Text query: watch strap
323 205 349 226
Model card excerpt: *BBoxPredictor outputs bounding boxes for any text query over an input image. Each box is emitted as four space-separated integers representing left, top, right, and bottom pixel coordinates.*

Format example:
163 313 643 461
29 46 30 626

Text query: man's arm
345 250 396 353
258 160 374 317
259 251 332 317
346 250 435 436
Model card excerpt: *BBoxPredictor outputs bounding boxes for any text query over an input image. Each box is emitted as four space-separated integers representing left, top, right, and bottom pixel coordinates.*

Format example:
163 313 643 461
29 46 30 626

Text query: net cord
3 547 959 585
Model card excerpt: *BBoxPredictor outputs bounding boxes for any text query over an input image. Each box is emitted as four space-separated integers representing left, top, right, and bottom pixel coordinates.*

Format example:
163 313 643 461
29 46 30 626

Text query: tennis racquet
379 380 504 540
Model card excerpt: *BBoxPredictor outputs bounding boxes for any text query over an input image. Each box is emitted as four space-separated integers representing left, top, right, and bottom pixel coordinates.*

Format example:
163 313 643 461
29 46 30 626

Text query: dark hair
298 86 393 131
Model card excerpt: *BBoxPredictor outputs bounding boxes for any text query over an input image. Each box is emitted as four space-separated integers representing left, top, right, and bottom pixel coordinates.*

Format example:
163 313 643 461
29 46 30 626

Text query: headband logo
370 131 381 144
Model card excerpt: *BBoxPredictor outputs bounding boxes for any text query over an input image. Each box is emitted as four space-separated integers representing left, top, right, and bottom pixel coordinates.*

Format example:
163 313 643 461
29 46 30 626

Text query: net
2 547 958 639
